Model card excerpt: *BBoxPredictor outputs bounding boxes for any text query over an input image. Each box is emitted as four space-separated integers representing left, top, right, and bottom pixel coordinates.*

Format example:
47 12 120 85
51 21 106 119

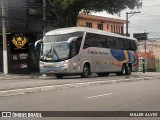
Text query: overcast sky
92 0 160 38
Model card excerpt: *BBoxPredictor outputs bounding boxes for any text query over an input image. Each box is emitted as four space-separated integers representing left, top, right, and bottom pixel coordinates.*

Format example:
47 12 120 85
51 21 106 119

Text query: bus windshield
41 41 69 62
41 32 84 62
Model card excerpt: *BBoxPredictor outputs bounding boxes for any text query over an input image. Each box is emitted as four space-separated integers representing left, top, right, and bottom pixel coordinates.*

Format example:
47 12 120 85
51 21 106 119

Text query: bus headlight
63 60 69 66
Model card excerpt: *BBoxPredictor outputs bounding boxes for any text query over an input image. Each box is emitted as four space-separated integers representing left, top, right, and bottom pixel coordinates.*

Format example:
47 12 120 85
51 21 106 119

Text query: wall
77 17 124 35
0 0 44 33
138 40 160 72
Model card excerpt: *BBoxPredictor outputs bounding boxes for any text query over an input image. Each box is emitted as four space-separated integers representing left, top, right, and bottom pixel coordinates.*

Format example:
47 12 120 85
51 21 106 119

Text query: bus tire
81 64 90 78
116 64 126 76
125 64 131 75
55 74 64 79
97 73 109 77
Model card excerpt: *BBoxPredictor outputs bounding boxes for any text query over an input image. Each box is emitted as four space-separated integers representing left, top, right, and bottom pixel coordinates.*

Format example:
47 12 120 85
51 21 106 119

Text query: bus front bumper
39 61 69 74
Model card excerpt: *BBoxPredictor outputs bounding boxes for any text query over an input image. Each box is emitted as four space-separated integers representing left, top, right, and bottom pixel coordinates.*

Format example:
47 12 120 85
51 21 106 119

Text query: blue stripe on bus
110 49 136 63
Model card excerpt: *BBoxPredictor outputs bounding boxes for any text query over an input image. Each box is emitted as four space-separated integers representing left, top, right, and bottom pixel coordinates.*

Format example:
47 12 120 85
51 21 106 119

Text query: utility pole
126 12 129 36
126 11 140 36
43 0 46 36
144 38 147 53
1 0 8 74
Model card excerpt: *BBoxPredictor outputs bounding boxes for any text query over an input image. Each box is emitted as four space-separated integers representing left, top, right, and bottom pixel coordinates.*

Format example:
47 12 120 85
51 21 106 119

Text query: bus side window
107 36 116 49
70 37 83 58
84 34 90 49
135 41 138 50
128 40 132 50
112 39 117 49
70 41 77 58
84 33 95 49
115 38 120 49
97 35 105 48
122 39 127 50
132 40 138 50
119 38 123 49
112 37 119 49
105 38 108 48
107 39 112 48
76 37 82 53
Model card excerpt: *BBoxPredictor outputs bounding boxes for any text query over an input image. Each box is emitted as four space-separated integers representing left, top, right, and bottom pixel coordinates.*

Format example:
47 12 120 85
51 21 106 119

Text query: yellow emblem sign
12 36 27 49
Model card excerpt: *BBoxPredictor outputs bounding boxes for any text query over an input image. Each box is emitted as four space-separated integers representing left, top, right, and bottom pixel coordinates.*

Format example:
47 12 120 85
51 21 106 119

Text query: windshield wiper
52 48 60 60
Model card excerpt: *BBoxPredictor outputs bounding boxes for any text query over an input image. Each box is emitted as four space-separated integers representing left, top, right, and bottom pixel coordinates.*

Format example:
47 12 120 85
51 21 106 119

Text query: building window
86 22 92 28
116 26 118 33
118 26 120 34
97 23 103 30
111 25 113 32
107 24 109 29
114 25 116 33
121 26 124 34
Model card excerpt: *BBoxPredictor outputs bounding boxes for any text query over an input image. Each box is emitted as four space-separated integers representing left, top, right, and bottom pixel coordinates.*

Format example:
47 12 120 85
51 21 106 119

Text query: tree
47 0 142 28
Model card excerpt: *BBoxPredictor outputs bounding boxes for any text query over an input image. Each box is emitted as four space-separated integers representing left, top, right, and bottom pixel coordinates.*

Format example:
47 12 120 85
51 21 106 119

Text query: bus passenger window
70 37 82 58
70 41 76 58
76 37 82 53
112 39 117 49
132 41 138 50
122 39 127 50
107 40 112 48
83 42 89 49
83 35 90 49
105 38 108 48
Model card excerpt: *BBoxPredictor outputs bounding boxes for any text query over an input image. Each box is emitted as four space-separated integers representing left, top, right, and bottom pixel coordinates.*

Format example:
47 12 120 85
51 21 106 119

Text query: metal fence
139 58 160 72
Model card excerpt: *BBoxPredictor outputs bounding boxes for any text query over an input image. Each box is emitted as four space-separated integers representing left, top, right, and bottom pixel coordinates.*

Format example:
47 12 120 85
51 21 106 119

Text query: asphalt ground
0 72 160 97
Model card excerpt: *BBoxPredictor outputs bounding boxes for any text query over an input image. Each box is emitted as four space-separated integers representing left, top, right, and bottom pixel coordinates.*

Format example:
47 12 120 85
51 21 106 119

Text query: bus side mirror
34 39 42 50
67 37 78 49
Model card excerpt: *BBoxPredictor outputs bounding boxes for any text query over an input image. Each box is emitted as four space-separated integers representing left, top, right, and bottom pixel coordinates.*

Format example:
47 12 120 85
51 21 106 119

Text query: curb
0 77 154 97
0 75 54 80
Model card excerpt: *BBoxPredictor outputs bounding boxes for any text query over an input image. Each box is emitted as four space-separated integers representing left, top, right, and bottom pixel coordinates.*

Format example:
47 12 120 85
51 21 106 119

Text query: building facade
77 13 126 35
0 0 45 73
138 39 160 72
0 0 44 33
0 2 126 73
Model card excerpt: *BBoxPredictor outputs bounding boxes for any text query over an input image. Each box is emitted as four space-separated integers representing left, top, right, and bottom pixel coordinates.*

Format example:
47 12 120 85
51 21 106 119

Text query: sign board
10 34 28 53
10 34 29 73
133 33 148 40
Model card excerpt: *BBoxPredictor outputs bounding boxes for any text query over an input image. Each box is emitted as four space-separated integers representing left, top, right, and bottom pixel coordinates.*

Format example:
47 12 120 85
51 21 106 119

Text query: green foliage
84 0 142 14
47 0 142 28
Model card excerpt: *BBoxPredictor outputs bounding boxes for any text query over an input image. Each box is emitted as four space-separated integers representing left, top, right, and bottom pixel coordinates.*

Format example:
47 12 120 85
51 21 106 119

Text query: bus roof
45 27 137 41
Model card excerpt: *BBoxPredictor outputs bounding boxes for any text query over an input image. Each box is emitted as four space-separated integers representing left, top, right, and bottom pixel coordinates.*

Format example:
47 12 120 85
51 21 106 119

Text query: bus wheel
81 64 90 78
55 74 64 79
116 64 126 76
97 73 109 77
125 64 131 75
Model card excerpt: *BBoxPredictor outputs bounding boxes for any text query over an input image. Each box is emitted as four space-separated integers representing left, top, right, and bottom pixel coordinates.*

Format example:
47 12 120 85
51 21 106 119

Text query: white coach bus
35 27 139 79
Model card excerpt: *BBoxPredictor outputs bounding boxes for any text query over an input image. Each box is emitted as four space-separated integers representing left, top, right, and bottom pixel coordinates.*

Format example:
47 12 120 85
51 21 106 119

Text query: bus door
68 37 82 73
